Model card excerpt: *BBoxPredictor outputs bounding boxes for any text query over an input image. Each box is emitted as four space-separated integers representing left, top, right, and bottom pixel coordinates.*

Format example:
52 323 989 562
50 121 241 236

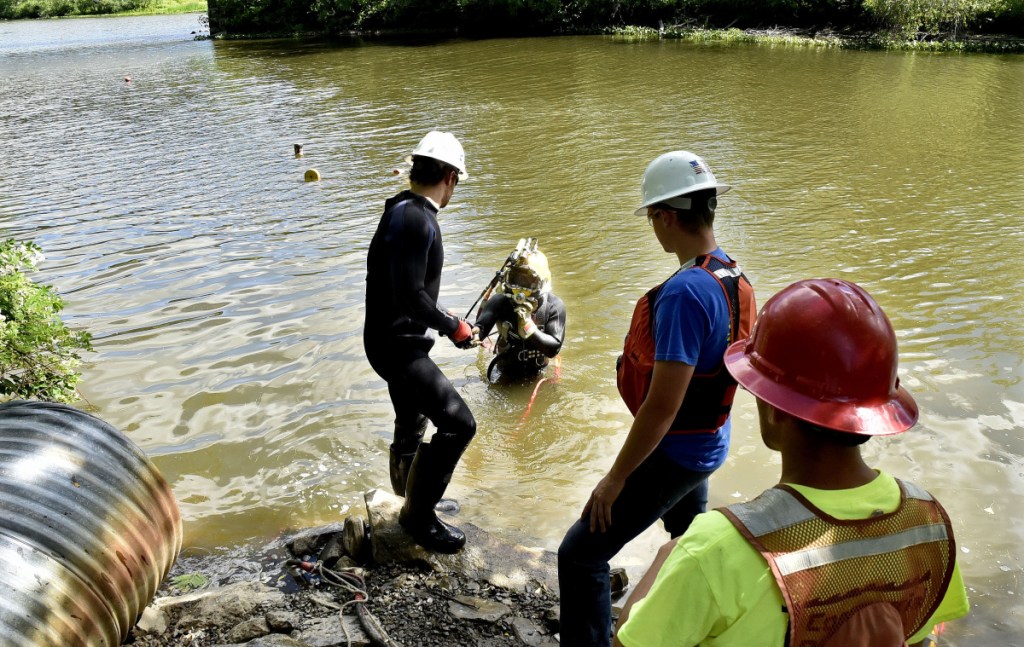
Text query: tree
0 239 92 403
863 0 996 38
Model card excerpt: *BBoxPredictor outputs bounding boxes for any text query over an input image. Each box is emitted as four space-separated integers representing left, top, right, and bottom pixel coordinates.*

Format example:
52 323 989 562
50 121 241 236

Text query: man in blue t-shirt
558 151 756 647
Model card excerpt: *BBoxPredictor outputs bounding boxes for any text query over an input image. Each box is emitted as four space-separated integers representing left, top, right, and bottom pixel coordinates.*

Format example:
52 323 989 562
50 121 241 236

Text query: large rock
298 614 370 647
150 581 284 631
445 595 511 622
364 489 558 594
226 616 271 643
510 616 559 646
286 523 347 559
243 637 310 647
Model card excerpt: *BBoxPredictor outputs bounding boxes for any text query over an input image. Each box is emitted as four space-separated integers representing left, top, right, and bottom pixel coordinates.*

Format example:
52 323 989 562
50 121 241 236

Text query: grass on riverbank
0 0 204 20
610 25 1024 53
114 0 205 15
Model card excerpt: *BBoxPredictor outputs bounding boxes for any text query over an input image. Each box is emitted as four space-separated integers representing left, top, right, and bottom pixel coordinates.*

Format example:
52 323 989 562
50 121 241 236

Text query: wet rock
509 617 556 646
542 605 559 633
297 614 369 647
364 488 435 564
266 610 300 632
447 595 512 622
342 515 370 563
319 533 346 569
243 636 310 647
134 605 168 635
226 616 270 642
610 566 629 594
335 555 359 570
287 523 345 559
365 489 559 594
158 581 284 631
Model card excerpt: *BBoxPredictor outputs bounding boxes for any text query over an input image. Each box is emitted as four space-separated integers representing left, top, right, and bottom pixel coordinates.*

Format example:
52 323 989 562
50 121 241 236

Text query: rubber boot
389 419 460 513
391 447 461 513
389 415 428 497
399 443 466 554
389 448 416 497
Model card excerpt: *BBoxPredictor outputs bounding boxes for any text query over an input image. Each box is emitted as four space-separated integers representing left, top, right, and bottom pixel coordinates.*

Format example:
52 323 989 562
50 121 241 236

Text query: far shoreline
613 25 1024 53
5 7 1024 53
0 0 206 21
205 24 1024 54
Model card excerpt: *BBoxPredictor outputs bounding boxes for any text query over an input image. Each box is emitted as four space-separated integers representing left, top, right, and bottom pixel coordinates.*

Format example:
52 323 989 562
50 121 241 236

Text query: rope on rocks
295 560 403 647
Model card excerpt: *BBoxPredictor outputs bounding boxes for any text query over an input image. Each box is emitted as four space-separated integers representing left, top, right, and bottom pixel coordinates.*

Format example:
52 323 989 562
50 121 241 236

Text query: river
1 14 1022 643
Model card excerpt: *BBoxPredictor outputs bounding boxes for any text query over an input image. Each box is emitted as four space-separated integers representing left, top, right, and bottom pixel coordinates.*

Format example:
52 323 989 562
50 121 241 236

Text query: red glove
450 319 474 349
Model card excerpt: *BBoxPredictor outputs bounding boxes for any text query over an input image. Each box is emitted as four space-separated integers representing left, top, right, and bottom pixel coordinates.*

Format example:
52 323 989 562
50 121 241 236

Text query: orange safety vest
616 254 755 433
719 480 956 647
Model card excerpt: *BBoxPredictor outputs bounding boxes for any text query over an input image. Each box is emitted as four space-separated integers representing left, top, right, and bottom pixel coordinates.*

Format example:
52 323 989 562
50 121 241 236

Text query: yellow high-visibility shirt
617 471 970 647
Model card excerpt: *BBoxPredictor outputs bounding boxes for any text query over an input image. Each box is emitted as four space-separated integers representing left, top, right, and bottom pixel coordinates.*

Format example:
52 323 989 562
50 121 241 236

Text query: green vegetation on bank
613 24 1024 52
202 0 1024 44
117 0 206 15
0 0 204 20
0 240 91 404
3 0 1022 49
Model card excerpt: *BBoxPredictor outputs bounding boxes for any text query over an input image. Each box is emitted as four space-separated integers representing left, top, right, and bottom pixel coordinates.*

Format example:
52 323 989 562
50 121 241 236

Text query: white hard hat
409 131 467 180
634 151 731 216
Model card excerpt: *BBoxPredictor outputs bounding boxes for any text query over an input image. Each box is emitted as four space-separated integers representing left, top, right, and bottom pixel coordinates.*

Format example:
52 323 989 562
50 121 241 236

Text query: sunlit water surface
1 15 1022 643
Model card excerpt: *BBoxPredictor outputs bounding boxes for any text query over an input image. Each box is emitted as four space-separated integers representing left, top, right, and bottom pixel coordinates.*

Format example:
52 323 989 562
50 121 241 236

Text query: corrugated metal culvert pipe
0 400 182 646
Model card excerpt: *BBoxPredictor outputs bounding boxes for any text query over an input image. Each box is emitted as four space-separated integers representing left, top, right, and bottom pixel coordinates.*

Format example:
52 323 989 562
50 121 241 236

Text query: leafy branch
0 239 92 403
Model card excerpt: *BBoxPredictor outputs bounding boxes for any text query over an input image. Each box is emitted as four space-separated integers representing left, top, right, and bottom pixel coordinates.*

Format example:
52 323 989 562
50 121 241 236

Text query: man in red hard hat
614 278 969 647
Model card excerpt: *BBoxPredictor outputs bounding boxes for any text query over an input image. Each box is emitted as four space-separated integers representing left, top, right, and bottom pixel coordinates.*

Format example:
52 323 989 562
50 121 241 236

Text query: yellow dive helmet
503 249 552 305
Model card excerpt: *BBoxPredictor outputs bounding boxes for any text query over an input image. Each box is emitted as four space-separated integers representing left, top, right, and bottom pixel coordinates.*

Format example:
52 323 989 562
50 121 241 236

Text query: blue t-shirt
653 247 733 471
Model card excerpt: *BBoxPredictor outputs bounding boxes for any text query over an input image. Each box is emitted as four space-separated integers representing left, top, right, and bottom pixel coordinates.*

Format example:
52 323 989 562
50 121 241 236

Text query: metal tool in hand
464 237 538 320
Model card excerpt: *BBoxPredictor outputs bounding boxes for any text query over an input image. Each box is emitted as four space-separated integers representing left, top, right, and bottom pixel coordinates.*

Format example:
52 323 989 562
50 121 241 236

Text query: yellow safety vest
720 479 955 647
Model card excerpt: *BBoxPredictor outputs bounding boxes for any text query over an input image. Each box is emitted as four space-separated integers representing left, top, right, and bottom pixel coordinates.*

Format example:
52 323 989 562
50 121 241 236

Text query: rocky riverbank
126 490 570 646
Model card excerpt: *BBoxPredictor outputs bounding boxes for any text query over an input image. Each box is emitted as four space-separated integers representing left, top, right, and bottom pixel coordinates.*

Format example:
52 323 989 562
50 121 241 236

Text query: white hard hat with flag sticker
634 150 730 216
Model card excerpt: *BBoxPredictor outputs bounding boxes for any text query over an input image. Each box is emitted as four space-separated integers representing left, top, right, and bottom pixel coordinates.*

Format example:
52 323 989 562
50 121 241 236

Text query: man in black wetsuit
364 131 476 554
473 248 566 381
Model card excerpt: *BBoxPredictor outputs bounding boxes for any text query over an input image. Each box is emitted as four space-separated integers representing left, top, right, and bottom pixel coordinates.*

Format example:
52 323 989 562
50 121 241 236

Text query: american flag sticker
689 159 706 175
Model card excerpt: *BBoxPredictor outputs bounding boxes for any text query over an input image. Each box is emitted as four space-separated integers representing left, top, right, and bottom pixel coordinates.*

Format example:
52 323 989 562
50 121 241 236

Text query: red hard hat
723 278 918 435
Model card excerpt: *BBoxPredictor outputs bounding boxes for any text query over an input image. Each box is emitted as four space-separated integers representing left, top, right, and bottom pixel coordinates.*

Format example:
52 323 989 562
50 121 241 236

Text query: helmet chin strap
663 196 692 210
662 195 717 212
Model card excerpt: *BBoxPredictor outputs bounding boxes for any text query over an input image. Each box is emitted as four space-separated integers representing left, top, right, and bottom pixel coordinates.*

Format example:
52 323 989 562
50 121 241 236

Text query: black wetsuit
475 292 567 380
364 190 476 460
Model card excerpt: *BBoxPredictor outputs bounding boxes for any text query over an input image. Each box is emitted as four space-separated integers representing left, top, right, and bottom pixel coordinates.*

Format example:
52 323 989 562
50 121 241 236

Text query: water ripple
2 19 1023 637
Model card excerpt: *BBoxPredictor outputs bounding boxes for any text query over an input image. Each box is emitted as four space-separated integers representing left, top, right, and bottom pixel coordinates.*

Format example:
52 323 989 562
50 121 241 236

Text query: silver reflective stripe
774 523 949 576
713 266 743 279
729 489 817 537
902 480 934 502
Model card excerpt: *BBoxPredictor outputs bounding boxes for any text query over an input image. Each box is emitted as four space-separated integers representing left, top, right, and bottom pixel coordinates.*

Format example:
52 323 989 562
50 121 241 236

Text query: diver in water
473 246 567 382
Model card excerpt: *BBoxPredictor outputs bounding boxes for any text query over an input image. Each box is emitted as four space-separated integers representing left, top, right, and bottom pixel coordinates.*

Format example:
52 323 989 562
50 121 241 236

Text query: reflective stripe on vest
719 480 956 647
616 254 756 433
712 266 744 280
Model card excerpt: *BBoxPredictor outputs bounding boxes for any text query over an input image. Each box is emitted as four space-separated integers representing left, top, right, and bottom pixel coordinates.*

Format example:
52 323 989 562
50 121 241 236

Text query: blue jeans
557 449 713 647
